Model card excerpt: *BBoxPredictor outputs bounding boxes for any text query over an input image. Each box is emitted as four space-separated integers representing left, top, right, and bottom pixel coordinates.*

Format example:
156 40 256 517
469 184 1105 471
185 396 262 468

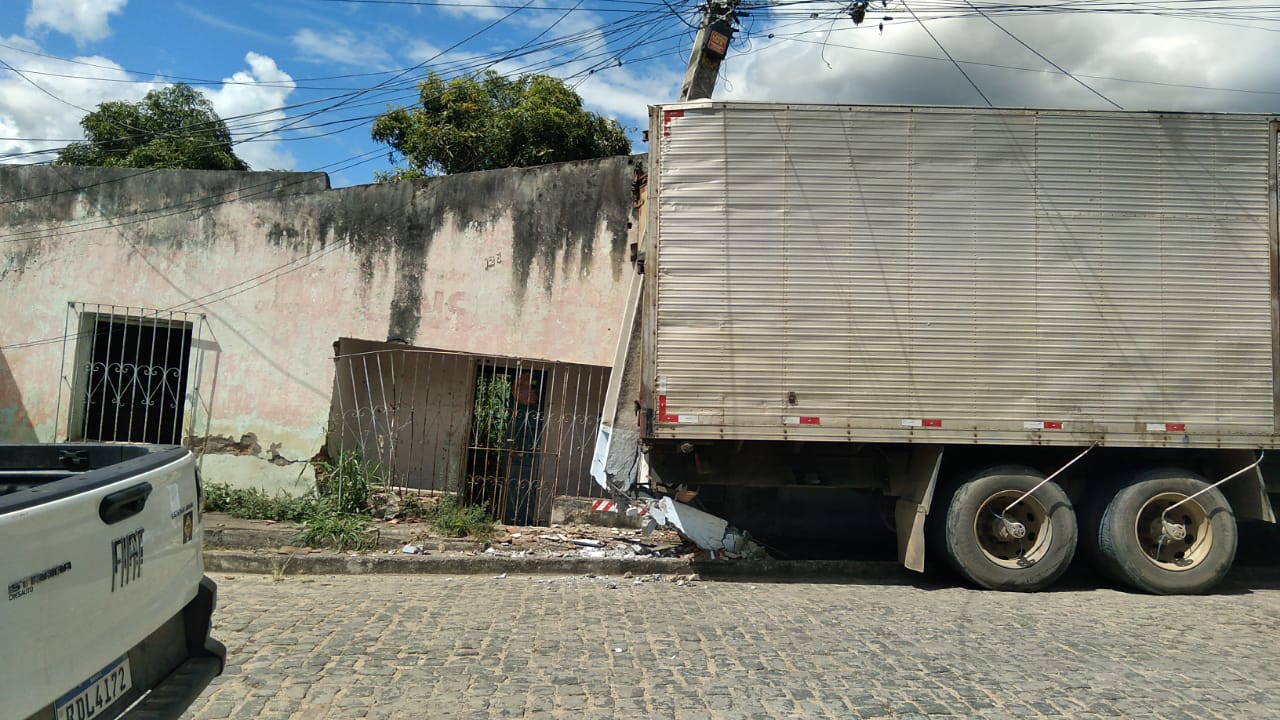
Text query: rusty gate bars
329 347 611 525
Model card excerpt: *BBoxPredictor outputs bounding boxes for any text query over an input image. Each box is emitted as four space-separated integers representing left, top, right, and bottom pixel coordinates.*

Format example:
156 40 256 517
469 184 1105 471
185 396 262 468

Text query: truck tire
938 466 1077 592
1095 470 1236 595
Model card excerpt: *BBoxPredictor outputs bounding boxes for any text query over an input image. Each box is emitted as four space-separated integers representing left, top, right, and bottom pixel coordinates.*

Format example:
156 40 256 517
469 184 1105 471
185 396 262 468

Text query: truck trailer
615 101 1280 594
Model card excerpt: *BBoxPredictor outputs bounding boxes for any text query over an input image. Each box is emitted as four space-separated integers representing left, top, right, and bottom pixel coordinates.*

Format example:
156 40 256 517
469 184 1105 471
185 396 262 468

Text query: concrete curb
203 550 914 582
203 550 1280 591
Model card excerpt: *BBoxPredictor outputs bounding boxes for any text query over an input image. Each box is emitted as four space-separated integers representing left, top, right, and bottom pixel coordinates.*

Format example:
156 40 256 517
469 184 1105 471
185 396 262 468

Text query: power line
0 3 673 167
0 10 677 219
963 0 1123 109
901 0 993 105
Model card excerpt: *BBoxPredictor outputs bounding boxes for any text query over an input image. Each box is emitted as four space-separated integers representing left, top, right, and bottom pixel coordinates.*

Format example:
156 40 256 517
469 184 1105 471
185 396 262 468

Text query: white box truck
627 101 1280 593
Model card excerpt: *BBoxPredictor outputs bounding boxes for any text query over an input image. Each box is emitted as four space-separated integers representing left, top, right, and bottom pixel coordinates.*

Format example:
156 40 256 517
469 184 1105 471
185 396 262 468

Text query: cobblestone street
183 571 1280 719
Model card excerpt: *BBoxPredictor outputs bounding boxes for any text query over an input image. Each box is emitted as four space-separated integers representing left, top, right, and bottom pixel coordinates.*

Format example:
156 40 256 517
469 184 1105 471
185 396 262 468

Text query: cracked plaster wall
0 158 641 491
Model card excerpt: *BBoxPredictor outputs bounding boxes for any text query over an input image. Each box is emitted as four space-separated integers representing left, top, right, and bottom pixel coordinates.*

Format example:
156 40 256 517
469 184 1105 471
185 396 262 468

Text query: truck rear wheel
1095 471 1236 595
938 466 1077 592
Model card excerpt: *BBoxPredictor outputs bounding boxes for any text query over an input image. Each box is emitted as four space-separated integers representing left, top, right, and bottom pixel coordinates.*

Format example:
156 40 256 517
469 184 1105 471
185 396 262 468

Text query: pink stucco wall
0 158 641 478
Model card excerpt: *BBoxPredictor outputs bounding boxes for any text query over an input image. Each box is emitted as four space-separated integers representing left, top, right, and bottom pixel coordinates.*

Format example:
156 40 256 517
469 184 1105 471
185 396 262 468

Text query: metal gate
329 346 609 525
56 303 213 446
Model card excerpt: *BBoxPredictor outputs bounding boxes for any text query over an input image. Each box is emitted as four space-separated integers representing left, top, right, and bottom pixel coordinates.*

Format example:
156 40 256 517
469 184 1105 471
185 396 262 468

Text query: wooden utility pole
591 1 740 498
678 0 740 101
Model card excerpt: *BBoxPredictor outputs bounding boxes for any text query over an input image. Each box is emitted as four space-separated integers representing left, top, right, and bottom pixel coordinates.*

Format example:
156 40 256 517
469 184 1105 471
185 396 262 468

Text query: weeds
270 555 292 582
201 451 379 550
298 512 376 551
201 483 311 522
201 449 497 550
426 494 496 539
397 494 431 521
316 449 377 515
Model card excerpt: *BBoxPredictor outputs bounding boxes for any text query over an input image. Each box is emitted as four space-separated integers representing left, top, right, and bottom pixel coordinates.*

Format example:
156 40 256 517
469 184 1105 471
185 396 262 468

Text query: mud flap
893 446 944 573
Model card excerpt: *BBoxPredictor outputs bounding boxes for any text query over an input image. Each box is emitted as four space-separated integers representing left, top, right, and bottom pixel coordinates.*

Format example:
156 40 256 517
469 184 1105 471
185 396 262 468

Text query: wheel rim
1133 492 1213 572
973 490 1053 568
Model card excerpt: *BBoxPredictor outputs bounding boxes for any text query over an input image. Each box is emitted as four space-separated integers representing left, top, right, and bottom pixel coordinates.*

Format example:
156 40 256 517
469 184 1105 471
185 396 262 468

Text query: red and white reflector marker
591 499 647 515
1146 423 1186 433
783 416 821 426
902 418 943 428
1024 421 1064 430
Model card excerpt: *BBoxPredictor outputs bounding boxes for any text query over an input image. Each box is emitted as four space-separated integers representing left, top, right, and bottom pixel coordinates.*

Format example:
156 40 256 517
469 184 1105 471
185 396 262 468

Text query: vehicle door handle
100 482 153 524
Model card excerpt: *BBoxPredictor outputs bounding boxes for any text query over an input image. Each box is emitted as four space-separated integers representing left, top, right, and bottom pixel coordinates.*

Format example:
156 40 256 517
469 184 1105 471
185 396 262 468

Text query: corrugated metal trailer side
648 102 1280 450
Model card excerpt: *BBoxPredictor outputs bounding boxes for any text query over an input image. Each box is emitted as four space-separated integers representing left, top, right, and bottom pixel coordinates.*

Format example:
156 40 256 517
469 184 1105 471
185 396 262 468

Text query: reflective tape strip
783 416 821 425
1024 421 1064 430
1146 423 1187 432
902 419 942 428
662 110 685 137
676 415 700 424
657 395 677 423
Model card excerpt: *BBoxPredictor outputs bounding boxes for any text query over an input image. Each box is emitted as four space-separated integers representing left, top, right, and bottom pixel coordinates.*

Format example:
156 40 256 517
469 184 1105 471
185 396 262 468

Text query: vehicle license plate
54 655 132 720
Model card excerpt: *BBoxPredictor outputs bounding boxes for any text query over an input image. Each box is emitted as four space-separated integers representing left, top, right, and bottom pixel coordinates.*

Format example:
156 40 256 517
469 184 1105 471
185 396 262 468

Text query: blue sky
3 1 1279 186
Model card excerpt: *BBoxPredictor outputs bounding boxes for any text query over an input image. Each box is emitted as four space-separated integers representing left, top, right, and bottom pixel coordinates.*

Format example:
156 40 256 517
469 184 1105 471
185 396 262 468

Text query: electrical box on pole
678 1 739 101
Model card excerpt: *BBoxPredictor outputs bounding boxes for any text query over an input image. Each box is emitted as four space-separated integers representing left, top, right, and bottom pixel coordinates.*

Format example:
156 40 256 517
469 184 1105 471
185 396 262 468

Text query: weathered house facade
0 156 642 519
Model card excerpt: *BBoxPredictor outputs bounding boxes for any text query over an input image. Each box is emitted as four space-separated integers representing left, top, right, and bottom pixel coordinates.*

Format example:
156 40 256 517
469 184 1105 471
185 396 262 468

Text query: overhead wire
0 0 684 239
900 0 993 105
963 0 1122 108
0 1 677 166
5 1 1279 195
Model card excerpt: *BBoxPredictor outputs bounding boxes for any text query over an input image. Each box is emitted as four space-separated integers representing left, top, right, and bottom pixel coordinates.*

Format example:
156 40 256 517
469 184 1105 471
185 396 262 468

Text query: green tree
56 83 249 171
371 71 631 179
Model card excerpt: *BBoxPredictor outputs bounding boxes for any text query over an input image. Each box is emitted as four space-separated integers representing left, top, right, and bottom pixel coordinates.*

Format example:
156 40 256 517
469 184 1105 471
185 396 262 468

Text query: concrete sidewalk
202 512 1280 585
201 511 914 581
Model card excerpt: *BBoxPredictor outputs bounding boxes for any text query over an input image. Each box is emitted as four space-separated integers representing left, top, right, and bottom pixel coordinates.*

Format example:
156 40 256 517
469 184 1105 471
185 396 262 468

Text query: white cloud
25 0 128 44
404 40 445 66
291 28 395 69
575 68 677 131
0 35 156 163
0 41 297 171
720 10 1280 114
178 4 277 43
438 0 505 22
206 53 298 170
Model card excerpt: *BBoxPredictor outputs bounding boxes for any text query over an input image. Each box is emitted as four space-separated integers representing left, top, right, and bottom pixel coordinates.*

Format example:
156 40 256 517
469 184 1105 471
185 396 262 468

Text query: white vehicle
1 443 223 720
603 101 1280 594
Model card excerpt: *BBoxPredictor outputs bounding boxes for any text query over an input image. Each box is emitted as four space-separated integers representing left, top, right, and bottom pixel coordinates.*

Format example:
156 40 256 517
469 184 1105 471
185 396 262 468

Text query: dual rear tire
1089 470 1237 595
935 466 1236 594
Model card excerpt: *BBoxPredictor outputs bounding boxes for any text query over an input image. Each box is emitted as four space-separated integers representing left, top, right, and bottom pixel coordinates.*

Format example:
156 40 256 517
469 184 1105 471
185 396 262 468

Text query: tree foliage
56 83 249 171
371 71 631 178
